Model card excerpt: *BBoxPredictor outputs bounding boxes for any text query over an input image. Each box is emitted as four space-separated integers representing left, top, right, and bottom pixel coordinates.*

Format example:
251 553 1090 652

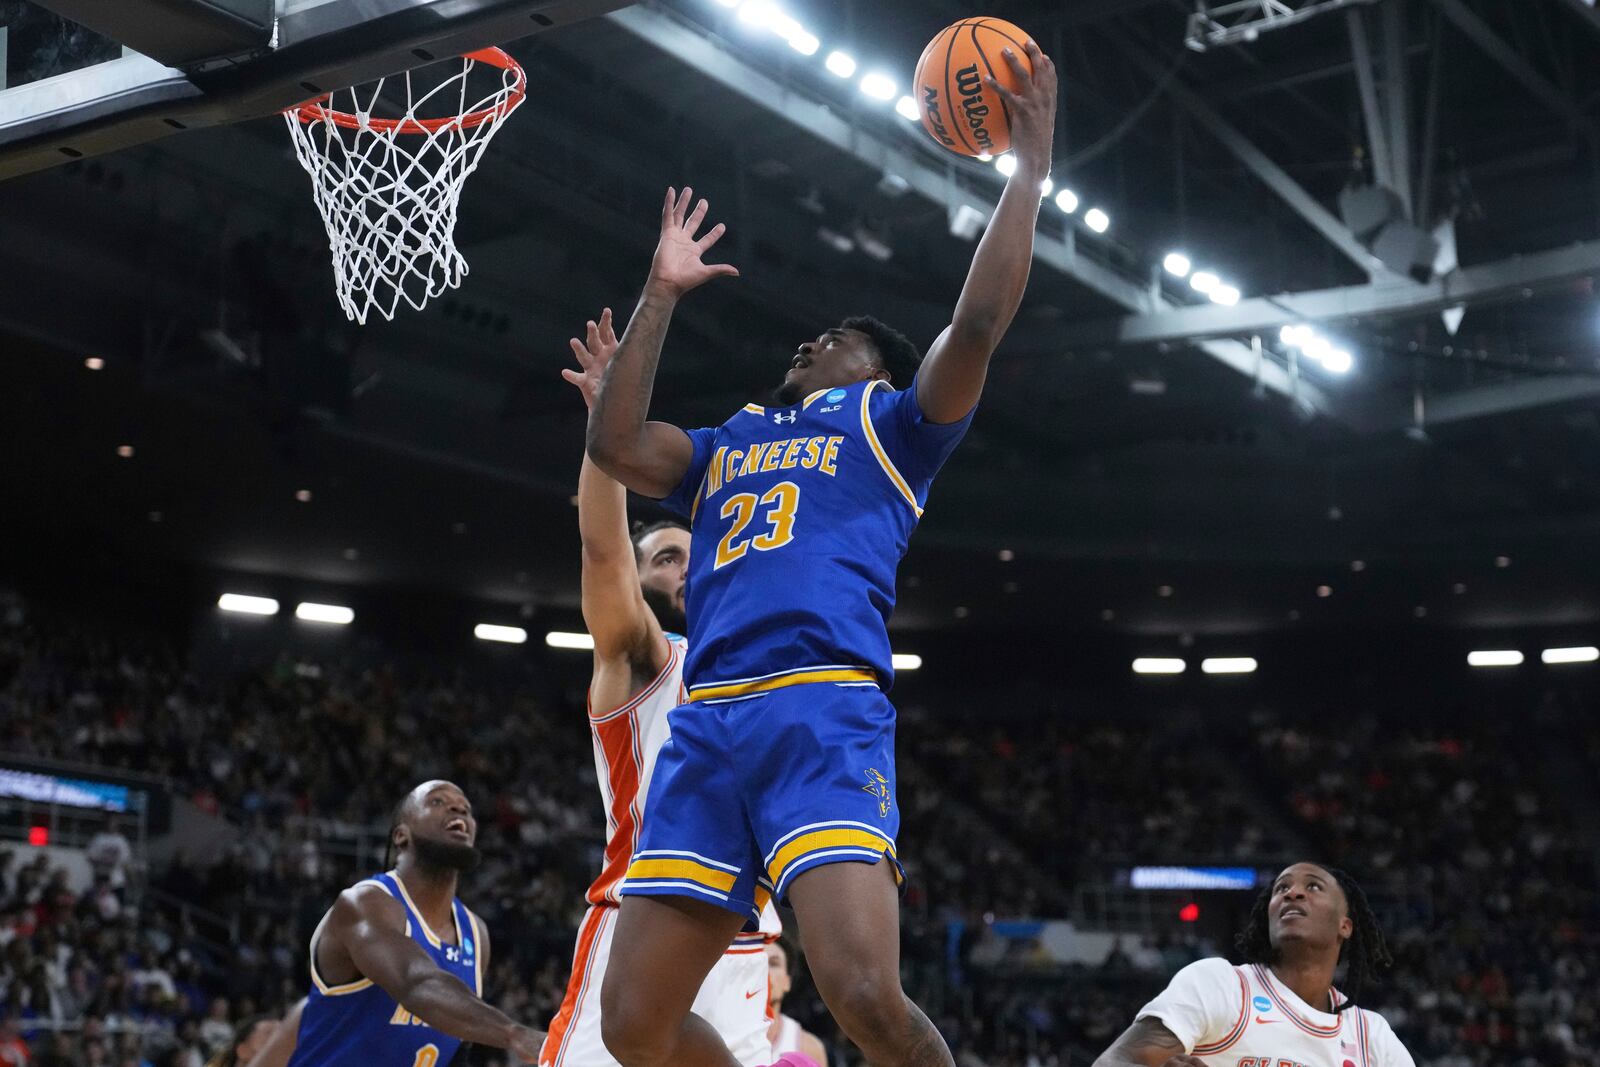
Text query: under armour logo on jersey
773 411 798 424
863 768 892 817
445 947 461 962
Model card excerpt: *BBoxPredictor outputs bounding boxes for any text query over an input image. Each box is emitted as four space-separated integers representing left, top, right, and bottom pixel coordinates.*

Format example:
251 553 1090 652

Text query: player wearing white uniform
761 910 827 1067
1093 863 1415 1067
542 311 771 1067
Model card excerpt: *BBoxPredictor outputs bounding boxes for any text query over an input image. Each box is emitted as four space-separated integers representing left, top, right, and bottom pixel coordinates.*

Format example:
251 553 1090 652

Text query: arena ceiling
3 0 1600 633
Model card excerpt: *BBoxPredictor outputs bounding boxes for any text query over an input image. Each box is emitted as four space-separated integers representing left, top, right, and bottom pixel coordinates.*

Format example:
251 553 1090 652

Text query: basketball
912 18 1036 157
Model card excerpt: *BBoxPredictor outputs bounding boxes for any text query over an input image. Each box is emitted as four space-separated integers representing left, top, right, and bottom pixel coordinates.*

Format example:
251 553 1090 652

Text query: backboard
0 0 629 179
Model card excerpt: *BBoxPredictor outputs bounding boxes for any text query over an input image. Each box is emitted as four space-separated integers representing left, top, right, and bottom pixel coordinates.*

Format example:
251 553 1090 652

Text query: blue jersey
288 871 484 1067
658 378 971 698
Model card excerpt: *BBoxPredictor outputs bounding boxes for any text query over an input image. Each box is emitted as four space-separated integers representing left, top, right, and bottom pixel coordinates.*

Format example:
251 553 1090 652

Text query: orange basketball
912 18 1035 158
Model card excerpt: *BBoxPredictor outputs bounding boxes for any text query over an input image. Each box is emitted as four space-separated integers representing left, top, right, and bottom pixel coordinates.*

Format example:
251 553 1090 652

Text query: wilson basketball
913 18 1035 158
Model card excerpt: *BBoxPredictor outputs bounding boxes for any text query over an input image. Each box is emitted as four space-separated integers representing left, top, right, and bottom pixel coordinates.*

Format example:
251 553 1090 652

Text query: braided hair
1234 864 1393 1011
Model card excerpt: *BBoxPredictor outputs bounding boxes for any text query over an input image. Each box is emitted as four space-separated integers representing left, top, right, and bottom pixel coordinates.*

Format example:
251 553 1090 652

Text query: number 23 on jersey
715 481 799 569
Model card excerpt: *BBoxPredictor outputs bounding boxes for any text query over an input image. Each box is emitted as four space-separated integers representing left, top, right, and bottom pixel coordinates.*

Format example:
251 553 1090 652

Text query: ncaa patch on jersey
1252 996 1272 1012
826 388 847 403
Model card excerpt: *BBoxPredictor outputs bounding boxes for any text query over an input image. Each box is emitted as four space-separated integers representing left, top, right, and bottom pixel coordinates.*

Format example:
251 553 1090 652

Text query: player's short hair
1235 864 1392 1011
841 315 922 388
631 519 689 563
383 793 414 868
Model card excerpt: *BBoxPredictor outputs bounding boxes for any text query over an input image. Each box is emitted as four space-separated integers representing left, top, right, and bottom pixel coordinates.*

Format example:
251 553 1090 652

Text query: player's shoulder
1171 956 1244 985
335 875 402 916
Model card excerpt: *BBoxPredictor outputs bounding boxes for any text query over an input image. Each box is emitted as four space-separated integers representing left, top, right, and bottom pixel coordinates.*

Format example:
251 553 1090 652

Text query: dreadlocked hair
840 315 922 388
1234 865 1394 1011
631 518 688 563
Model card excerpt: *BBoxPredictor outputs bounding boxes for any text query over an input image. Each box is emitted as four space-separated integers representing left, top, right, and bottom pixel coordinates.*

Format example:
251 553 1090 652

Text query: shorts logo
862 768 892 817
825 389 847 403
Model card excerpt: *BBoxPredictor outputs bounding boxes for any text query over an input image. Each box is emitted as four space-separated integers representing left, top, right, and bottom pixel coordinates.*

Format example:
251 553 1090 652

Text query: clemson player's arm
1091 1018 1206 1067
564 310 672 703
916 41 1057 424
800 1029 828 1067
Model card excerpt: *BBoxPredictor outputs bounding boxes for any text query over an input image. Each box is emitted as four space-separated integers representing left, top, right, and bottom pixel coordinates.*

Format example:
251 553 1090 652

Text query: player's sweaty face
783 328 884 396
1268 863 1349 949
417 783 477 847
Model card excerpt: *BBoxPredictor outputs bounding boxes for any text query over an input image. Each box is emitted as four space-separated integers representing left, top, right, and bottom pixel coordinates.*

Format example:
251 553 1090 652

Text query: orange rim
285 47 526 135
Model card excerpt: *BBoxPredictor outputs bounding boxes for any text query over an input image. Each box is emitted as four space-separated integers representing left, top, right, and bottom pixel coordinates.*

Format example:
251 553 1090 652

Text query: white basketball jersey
771 1016 804 1056
583 635 688 906
1137 959 1416 1067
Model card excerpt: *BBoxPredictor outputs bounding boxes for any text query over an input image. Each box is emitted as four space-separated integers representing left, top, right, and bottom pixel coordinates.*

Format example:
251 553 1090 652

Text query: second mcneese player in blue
586 39 1058 1067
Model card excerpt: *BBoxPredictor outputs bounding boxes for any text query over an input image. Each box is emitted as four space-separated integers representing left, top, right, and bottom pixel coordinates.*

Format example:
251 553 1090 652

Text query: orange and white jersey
584 634 689 906
1137 959 1416 1067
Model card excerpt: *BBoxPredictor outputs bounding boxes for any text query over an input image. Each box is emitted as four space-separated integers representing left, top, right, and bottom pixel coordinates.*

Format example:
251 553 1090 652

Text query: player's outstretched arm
564 309 669 680
588 186 739 498
1091 1018 1206 1067
916 41 1057 424
328 885 544 1062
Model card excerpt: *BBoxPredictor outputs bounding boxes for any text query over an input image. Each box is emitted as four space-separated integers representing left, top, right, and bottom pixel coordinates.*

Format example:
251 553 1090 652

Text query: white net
284 49 526 324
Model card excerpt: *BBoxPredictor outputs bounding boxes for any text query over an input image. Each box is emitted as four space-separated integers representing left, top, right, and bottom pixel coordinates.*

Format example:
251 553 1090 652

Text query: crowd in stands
2 602 1598 1067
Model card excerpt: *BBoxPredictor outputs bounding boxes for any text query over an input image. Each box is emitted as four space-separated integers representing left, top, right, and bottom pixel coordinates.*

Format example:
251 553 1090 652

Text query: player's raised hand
986 41 1056 179
645 186 740 301
562 307 619 410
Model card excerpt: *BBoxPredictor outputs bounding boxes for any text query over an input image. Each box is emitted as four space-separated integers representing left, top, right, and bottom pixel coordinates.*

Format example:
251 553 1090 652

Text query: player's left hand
561 307 619 410
987 41 1056 179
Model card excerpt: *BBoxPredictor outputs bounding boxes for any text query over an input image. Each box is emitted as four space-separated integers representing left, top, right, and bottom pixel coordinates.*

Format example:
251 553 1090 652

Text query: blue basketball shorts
618 681 904 925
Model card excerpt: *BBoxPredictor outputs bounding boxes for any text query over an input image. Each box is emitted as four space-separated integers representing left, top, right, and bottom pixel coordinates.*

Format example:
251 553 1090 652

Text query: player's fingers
585 318 601 352
695 221 727 252
599 307 617 348
709 263 740 279
662 187 675 227
985 75 1018 106
676 186 694 225
569 338 594 366
560 368 584 387
686 197 711 236
1000 46 1029 83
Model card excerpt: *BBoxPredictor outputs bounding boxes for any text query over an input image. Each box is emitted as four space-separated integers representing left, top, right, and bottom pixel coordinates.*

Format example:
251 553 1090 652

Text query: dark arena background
2 0 1600 1065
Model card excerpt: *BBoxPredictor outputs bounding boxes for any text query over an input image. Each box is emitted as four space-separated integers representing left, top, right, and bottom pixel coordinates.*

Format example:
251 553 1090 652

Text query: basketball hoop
283 48 527 324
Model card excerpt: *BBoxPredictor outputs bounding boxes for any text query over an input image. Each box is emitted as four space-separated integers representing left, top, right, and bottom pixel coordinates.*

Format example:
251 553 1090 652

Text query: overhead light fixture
295 489 313 503
218 593 279 616
1038 176 1054 197
1084 208 1110 233
1133 657 1186 675
546 631 595 650
1280 324 1311 346
1302 336 1333 362
891 653 923 670
976 151 993 162
854 228 893 262
948 203 988 240
736 0 779 30
994 154 1018 177
1467 650 1523 668
824 50 856 78
85 357 105 370
1542 646 1599 664
1163 252 1191 278
894 95 919 121
1323 349 1354 374
713 0 739 7
116 445 135 458
296 602 354 625
1201 657 1257 674
475 623 528 644
817 226 855 254
1189 271 1219 295
1210 284 1240 306
859 72 897 101
789 31 820 55
1054 188 1079 214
